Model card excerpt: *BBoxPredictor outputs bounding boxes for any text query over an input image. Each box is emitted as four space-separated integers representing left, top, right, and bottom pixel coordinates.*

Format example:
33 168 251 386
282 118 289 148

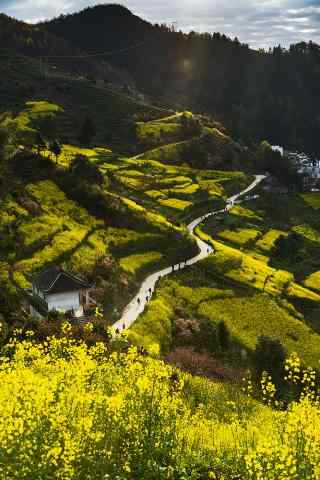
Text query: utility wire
0 40 146 59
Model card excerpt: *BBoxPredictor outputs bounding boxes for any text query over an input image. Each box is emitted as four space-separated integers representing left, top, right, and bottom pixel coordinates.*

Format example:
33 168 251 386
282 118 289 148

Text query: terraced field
49 140 247 224
0 57 168 151
1 101 255 324
200 192 320 280
5 98 318 371
127 188 320 367
129 240 320 367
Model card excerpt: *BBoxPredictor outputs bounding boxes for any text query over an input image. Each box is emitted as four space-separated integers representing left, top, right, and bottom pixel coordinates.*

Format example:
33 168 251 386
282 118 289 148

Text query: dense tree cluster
271 232 304 261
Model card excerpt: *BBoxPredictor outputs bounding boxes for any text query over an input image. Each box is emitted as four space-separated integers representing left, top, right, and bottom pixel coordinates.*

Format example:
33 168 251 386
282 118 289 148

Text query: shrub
217 320 230 351
11 150 54 181
252 336 286 393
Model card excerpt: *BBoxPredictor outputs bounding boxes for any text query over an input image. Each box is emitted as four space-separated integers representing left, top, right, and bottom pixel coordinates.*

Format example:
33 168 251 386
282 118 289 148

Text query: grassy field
304 271 320 292
302 192 320 209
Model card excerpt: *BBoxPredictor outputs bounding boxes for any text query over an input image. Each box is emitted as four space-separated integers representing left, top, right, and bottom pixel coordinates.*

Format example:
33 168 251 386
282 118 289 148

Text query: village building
271 145 284 157
27 265 94 319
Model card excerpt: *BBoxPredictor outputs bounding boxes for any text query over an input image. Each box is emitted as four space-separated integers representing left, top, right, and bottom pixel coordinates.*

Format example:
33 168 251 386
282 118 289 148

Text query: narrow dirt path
112 175 266 331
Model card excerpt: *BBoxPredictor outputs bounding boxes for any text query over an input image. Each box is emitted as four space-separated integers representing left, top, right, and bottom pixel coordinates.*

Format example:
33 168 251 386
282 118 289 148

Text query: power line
0 39 146 60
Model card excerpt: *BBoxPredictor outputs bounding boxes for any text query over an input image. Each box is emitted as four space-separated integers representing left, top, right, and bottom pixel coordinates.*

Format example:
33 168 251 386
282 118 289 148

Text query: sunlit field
1 334 320 480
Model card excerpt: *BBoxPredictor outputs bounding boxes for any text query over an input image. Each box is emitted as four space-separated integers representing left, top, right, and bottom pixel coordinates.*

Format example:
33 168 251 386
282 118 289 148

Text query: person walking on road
137 297 141 306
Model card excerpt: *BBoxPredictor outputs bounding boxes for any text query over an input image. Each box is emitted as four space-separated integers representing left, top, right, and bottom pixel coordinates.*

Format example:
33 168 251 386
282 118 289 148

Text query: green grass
255 229 288 252
138 139 191 164
120 251 163 275
292 224 320 243
46 144 112 168
301 192 320 209
200 240 295 296
136 121 183 146
127 298 174 355
304 271 320 292
199 293 320 367
201 191 320 281
158 198 192 211
130 255 320 368
230 205 264 221
217 228 261 247
136 112 197 149
2 100 62 146
97 150 251 226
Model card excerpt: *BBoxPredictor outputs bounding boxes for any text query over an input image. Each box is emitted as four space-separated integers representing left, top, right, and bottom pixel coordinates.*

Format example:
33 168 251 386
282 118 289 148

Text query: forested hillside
0 12 128 84
42 4 320 156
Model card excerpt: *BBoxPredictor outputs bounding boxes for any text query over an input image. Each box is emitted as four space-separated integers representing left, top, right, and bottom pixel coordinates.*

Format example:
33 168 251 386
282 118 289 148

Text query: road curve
112 175 266 331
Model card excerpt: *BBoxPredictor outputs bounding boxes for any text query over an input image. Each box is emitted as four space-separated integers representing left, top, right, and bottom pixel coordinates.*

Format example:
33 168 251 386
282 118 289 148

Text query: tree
35 132 46 155
0 126 8 161
12 150 54 181
49 140 61 163
252 336 286 392
78 115 96 146
70 154 103 184
271 232 304 261
35 116 57 141
217 321 230 351
196 318 218 353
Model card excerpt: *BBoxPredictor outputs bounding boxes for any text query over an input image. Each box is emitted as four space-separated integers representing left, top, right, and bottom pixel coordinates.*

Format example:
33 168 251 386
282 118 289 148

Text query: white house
29 266 93 319
271 145 284 157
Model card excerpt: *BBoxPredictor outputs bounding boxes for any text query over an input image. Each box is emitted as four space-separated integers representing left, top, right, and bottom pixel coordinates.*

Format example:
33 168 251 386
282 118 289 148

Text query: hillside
0 99 256 331
0 52 167 153
0 13 320 476
42 4 320 156
0 94 318 375
128 190 320 366
0 12 126 83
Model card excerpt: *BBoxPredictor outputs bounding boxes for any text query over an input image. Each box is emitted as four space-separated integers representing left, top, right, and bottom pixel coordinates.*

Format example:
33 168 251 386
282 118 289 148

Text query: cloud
1 0 320 48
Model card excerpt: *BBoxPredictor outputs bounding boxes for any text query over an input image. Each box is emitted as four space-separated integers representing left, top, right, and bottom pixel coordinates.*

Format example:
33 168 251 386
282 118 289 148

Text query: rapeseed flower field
1 333 320 479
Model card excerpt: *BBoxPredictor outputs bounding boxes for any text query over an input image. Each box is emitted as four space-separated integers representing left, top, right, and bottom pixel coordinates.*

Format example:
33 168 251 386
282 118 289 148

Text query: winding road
112 175 266 332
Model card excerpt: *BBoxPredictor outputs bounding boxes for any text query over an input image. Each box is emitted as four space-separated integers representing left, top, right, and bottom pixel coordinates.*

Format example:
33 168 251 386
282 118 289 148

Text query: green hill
0 99 251 330
42 4 320 157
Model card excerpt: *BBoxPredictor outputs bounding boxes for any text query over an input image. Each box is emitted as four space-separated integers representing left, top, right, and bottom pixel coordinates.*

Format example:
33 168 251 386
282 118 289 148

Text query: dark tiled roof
33 266 90 294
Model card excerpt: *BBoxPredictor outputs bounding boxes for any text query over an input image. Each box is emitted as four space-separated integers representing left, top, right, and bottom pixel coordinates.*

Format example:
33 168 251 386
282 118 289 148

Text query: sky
1 0 320 49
